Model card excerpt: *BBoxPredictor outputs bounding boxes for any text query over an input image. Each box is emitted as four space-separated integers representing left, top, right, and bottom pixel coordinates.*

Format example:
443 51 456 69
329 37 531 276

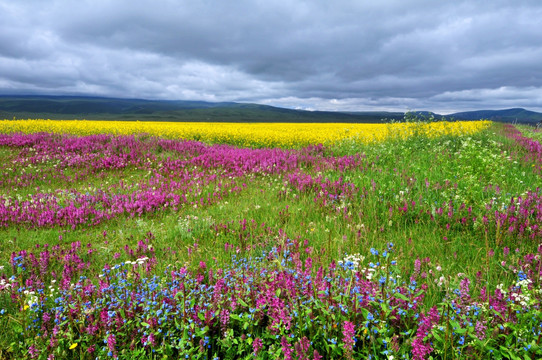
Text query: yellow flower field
0 119 491 148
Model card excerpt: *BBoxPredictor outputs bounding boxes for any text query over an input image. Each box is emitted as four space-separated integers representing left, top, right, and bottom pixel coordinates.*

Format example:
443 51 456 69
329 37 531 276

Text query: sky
1 0 541 114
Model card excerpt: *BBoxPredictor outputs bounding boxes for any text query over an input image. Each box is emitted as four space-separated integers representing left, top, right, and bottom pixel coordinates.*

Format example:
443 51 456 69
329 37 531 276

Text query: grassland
0 119 541 359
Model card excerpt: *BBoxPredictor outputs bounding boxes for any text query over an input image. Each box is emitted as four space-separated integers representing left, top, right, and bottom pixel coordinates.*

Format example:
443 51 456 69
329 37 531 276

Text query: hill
0 95 541 124
449 108 542 124
0 95 399 123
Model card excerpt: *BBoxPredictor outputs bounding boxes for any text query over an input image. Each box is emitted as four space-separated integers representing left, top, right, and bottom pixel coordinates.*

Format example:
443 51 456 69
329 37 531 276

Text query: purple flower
312 350 323 360
342 321 356 359
414 258 421 277
148 333 156 347
252 337 263 355
459 277 471 301
475 321 487 340
294 337 311 360
106 334 117 357
281 336 293 360
28 345 39 359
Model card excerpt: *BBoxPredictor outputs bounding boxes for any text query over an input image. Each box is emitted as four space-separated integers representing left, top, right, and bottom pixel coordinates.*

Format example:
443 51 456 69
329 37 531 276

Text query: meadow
0 119 541 359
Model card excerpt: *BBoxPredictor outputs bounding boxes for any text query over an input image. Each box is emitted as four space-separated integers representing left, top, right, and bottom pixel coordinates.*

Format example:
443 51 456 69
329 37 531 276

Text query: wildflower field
1 119 542 359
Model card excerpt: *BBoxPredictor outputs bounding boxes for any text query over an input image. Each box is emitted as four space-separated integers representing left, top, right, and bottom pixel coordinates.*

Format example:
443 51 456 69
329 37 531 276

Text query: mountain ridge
0 95 540 124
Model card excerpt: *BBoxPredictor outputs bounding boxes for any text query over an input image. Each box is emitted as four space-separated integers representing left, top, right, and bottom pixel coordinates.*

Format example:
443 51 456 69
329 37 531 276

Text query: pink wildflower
252 337 263 355
281 336 293 360
342 321 356 360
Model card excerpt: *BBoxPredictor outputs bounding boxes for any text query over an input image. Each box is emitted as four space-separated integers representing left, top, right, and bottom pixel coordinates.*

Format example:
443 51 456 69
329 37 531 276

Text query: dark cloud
1 0 542 112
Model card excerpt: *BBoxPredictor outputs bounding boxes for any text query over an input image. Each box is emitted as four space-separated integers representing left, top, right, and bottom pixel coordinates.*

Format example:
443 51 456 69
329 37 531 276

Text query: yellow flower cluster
0 119 491 148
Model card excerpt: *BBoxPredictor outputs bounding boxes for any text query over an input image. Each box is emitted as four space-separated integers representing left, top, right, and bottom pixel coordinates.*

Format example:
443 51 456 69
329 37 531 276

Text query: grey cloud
1 0 542 112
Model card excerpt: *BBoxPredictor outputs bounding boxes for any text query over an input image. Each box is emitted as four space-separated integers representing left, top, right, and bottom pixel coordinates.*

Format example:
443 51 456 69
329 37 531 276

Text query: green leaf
381 303 389 314
449 320 460 329
393 293 409 301
431 331 443 343
454 327 467 335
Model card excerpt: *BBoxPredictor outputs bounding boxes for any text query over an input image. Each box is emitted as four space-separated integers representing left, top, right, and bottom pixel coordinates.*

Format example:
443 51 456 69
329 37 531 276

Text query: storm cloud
1 0 541 113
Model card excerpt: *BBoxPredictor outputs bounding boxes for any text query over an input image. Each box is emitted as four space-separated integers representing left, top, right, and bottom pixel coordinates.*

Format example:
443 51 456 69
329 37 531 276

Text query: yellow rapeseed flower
0 119 491 148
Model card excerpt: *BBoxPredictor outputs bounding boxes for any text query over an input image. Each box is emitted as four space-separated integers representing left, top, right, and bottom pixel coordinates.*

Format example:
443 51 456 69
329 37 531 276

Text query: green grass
2 122 542 358
0 123 539 305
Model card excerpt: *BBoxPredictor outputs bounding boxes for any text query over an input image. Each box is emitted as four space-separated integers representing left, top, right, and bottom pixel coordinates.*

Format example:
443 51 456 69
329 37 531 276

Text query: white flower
136 257 149 264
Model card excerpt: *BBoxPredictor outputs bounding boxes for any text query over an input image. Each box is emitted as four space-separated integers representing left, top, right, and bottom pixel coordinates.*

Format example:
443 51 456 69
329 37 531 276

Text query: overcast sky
1 1 541 113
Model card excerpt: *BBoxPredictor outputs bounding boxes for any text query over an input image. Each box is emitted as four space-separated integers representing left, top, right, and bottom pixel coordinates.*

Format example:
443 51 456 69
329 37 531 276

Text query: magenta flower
252 337 263 355
342 321 356 359
148 333 156 347
312 350 323 360
28 345 39 359
281 336 293 360
106 333 117 357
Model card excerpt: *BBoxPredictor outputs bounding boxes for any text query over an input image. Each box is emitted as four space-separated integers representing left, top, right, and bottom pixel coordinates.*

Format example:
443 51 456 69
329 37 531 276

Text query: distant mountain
0 95 541 124
0 95 240 114
448 108 542 124
0 95 397 123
